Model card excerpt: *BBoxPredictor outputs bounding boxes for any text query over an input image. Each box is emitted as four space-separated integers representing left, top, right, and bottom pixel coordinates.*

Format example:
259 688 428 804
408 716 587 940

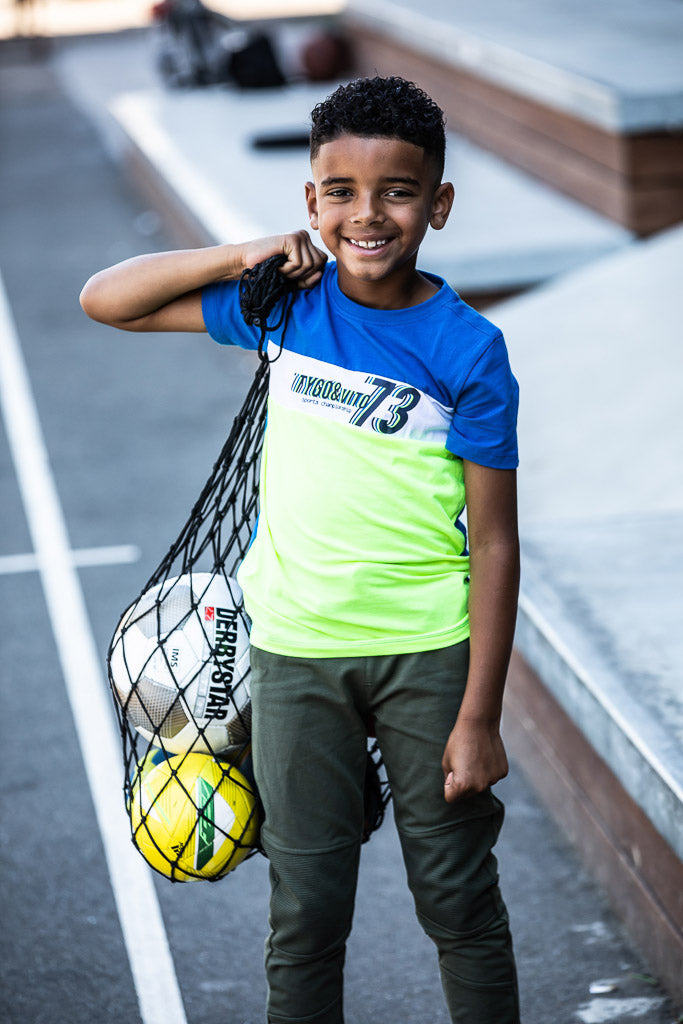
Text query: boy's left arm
442 461 520 803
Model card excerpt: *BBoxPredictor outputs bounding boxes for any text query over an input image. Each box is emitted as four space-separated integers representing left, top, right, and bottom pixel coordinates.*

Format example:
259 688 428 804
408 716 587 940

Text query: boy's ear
305 181 319 230
430 182 454 231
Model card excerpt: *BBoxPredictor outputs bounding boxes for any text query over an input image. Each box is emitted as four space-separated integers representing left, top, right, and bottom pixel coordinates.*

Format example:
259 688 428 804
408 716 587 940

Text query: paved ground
0 28 679 1024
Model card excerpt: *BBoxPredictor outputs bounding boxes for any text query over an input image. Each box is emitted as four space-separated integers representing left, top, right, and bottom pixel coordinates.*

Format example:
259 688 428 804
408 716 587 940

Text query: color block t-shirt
202 263 518 657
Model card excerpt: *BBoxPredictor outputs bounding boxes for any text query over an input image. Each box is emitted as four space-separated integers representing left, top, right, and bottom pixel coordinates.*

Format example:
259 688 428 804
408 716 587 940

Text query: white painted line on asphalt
0 544 141 575
0 273 188 1024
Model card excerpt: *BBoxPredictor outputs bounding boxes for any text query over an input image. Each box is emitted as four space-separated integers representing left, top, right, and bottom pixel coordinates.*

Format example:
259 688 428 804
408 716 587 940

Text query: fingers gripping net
107 256 390 882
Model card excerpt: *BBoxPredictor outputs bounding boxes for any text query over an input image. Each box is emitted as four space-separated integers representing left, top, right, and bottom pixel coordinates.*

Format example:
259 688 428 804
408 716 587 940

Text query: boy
81 76 520 1024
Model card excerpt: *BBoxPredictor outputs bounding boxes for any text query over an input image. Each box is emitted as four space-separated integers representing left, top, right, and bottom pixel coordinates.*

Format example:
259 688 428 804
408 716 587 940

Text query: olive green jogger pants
250 642 520 1024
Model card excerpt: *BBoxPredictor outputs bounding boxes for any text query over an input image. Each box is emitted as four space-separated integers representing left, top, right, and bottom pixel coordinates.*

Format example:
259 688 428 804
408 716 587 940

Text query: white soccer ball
110 572 251 756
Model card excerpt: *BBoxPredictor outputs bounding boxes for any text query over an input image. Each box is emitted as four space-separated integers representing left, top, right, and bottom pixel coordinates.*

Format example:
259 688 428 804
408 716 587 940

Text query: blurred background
1 2 681 1022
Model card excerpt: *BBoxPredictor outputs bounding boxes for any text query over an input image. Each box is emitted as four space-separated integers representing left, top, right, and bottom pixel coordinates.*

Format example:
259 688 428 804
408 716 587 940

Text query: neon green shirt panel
239 398 470 657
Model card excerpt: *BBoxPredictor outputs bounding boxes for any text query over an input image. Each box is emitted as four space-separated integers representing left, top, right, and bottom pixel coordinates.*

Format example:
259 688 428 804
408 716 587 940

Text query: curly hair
310 76 446 181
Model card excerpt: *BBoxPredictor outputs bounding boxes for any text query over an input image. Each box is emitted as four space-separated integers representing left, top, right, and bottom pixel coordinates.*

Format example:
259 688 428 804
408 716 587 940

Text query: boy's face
306 134 453 307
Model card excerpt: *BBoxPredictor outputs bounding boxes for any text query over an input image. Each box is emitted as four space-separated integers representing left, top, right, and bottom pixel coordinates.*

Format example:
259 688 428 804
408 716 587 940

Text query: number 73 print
350 376 421 434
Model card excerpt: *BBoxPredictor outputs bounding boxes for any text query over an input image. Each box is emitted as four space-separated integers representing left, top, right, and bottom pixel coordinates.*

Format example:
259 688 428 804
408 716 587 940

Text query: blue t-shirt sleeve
201 280 260 349
446 334 519 469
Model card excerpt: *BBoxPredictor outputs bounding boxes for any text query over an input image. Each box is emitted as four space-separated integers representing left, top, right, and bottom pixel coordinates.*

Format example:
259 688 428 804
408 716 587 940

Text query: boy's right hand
80 232 327 334
239 231 327 289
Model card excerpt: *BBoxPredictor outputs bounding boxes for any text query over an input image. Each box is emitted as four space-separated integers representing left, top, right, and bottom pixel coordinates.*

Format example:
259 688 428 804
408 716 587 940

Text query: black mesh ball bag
107 256 391 882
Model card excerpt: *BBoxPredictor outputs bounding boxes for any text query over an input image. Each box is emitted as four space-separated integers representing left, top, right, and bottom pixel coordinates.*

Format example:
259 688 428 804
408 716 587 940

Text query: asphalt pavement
0 30 678 1024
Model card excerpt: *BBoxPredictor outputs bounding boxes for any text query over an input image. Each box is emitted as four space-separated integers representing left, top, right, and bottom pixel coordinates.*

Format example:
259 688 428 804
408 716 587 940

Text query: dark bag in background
227 32 286 89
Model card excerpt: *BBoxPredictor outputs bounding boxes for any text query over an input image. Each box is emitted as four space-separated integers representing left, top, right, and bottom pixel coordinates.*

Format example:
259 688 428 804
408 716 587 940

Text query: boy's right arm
79 232 327 333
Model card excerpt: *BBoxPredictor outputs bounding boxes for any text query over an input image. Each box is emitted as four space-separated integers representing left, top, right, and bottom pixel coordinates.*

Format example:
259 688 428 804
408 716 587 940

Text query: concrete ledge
514 567 683 863
489 222 683 1007
509 562 683 1006
345 0 683 233
345 0 683 133
504 649 683 1008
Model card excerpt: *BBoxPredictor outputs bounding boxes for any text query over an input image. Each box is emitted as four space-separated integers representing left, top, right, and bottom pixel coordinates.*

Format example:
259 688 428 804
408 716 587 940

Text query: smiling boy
305 132 452 307
81 76 521 1024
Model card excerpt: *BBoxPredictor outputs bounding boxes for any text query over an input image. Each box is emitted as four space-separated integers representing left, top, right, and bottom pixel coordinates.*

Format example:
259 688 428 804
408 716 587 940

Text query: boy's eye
327 188 352 197
386 188 413 198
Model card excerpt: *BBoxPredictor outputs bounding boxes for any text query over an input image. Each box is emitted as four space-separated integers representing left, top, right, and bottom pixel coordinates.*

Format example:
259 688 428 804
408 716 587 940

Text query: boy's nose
351 194 383 224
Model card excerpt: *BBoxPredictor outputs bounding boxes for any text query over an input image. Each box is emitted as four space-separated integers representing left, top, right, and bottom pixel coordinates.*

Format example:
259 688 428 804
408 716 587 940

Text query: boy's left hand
442 716 509 803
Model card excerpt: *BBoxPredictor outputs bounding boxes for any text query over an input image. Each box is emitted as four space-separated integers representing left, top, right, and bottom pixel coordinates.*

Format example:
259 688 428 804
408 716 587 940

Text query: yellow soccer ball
129 753 259 881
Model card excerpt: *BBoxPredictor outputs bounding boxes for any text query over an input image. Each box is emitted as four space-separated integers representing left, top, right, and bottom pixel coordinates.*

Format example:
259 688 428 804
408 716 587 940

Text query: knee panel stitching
398 808 500 839
263 827 361 857
417 904 508 942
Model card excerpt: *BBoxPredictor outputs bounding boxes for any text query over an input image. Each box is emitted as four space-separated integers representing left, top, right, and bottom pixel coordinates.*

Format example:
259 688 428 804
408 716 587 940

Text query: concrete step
490 223 683 1005
345 0 683 233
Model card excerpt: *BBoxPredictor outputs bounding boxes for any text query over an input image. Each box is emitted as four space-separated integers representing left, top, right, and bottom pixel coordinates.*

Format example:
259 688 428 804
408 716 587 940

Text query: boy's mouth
347 237 390 251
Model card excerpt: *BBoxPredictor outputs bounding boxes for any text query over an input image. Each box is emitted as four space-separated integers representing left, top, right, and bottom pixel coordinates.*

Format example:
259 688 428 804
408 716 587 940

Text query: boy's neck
336 261 438 310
